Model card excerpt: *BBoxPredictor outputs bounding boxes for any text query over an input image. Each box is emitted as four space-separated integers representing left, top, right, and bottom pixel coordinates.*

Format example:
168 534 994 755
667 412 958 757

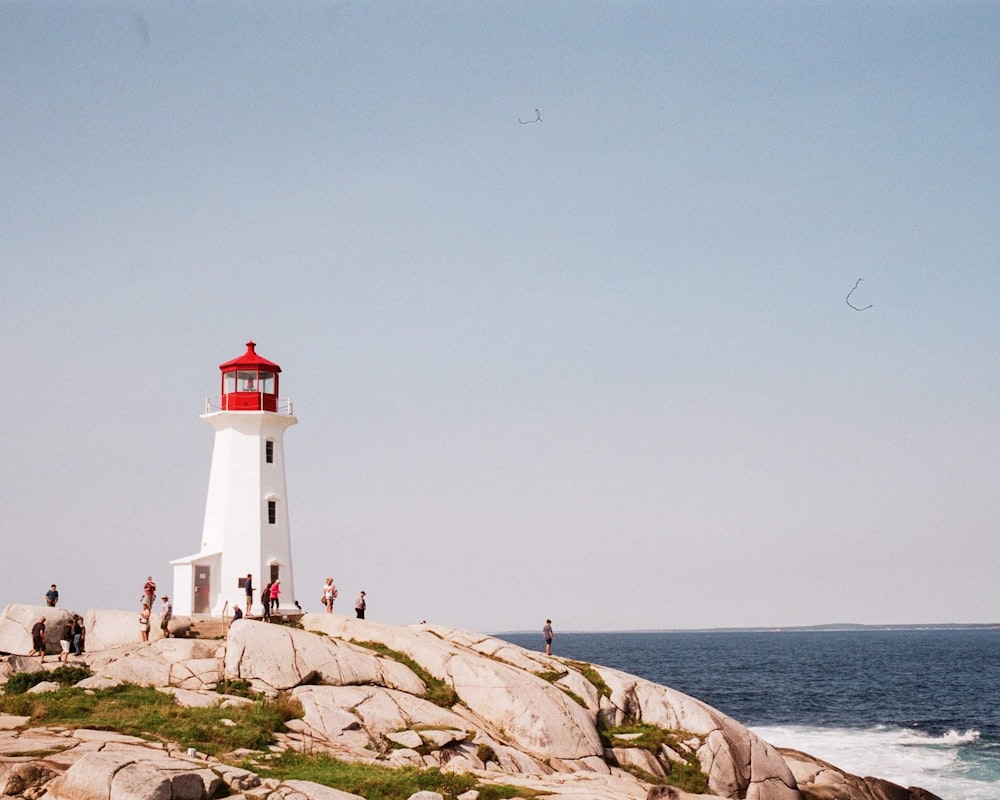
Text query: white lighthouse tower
171 341 298 617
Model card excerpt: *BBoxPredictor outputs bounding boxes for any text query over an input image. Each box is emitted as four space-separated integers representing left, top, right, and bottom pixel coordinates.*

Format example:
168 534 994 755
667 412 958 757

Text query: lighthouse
171 341 298 617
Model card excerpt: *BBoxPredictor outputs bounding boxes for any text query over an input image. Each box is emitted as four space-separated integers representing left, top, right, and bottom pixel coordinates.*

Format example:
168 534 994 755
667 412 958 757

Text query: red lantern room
219 341 282 412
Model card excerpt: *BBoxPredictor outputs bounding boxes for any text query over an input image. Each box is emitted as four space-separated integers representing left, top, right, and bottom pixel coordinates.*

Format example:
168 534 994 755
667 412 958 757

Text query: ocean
496 629 1000 800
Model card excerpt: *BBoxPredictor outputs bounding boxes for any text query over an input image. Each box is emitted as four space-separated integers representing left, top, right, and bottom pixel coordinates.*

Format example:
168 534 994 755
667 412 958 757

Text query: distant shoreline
495 622 1000 635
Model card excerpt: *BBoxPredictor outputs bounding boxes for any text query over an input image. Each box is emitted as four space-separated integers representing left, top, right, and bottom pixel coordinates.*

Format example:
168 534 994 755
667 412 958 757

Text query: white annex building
171 341 298 617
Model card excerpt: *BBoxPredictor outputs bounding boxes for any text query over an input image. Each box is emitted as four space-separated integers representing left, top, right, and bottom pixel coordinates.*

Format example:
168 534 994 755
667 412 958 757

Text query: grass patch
533 670 568 683
255 750 537 800
567 661 611 699
559 688 587 708
601 723 709 795
4 665 92 695
353 641 459 708
0 683 302 756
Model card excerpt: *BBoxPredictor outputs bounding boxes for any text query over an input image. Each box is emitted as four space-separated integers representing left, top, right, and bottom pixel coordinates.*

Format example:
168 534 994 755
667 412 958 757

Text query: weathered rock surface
83 609 191 652
779 748 944 800
0 604 74 656
0 608 943 800
84 639 225 690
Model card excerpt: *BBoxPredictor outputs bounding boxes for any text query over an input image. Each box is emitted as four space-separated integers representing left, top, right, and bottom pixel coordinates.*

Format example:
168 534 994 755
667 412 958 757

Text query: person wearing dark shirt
29 617 46 660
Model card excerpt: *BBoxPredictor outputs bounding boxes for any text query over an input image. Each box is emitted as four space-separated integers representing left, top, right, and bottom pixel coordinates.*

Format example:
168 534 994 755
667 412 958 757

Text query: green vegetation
0 683 302 756
254 751 539 800
214 678 258 698
0 652 707 797
559 688 587 708
567 660 611 699
3 665 92 695
601 723 710 795
353 640 459 708
476 741 497 764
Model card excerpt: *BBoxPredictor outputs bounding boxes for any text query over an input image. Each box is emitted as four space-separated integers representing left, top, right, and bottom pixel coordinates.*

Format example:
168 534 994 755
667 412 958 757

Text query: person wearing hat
355 590 366 619
159 595 173 638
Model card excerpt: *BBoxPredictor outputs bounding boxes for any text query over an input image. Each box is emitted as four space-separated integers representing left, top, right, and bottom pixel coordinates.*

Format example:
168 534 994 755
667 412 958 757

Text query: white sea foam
752 724 999 800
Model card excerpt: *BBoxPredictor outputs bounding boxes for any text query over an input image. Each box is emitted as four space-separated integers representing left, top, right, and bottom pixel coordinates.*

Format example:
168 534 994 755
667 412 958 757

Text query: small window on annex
265 440 274 464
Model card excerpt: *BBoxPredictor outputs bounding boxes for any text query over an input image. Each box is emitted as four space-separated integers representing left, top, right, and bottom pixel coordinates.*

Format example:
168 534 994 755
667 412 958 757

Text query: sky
2 1 998 633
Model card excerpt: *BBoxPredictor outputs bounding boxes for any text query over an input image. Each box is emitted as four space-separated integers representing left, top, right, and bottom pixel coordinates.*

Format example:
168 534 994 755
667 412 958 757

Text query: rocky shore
0 604 942 800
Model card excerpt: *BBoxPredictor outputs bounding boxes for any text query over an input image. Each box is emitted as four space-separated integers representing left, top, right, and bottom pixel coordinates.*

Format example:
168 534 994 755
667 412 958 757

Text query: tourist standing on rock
269 580 281 612
28 616 46 659
143 576 157 608
139 605 151 642
542 619 554 655
45 584 59 607
244 573 254 615
160 596 173 638
355 590 366 619
322 577 338 613
71 615 84 654
59 619 73 661
261 581 271 618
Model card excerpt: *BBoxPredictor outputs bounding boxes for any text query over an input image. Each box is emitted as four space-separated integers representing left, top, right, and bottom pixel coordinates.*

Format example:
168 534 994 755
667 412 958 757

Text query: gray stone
386 730 423 749
0 713 31 729
26 681 62 694
278 780 366 800
0 762 60 796
47 752 139 800
110 763 172 800
611 746 666 778
0 605 75 656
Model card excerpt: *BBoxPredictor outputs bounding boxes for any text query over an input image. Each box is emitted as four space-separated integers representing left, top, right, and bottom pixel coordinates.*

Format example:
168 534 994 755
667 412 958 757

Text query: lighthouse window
265 440 274 464
223 372 237 394
259 372 275 393
237 371 258 392
268 500 276 524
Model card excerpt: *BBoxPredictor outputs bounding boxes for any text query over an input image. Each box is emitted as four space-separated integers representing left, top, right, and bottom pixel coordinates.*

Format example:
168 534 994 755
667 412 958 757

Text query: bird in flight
519 109 542 124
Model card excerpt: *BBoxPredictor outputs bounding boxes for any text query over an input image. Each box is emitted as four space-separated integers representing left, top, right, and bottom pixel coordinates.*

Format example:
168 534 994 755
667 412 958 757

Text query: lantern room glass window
237 371 258 392
223 370 276 394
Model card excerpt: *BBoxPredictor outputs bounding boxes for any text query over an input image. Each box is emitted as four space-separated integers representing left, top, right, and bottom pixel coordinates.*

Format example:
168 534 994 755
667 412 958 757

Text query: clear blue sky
2 2 998 631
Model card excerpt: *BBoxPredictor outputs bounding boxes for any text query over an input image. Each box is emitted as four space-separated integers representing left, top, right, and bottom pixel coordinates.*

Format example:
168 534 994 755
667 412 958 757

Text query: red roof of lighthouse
219 341 282 373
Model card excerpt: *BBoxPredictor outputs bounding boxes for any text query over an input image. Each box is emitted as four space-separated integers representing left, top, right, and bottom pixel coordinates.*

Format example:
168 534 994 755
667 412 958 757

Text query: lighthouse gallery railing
204 396 294 415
